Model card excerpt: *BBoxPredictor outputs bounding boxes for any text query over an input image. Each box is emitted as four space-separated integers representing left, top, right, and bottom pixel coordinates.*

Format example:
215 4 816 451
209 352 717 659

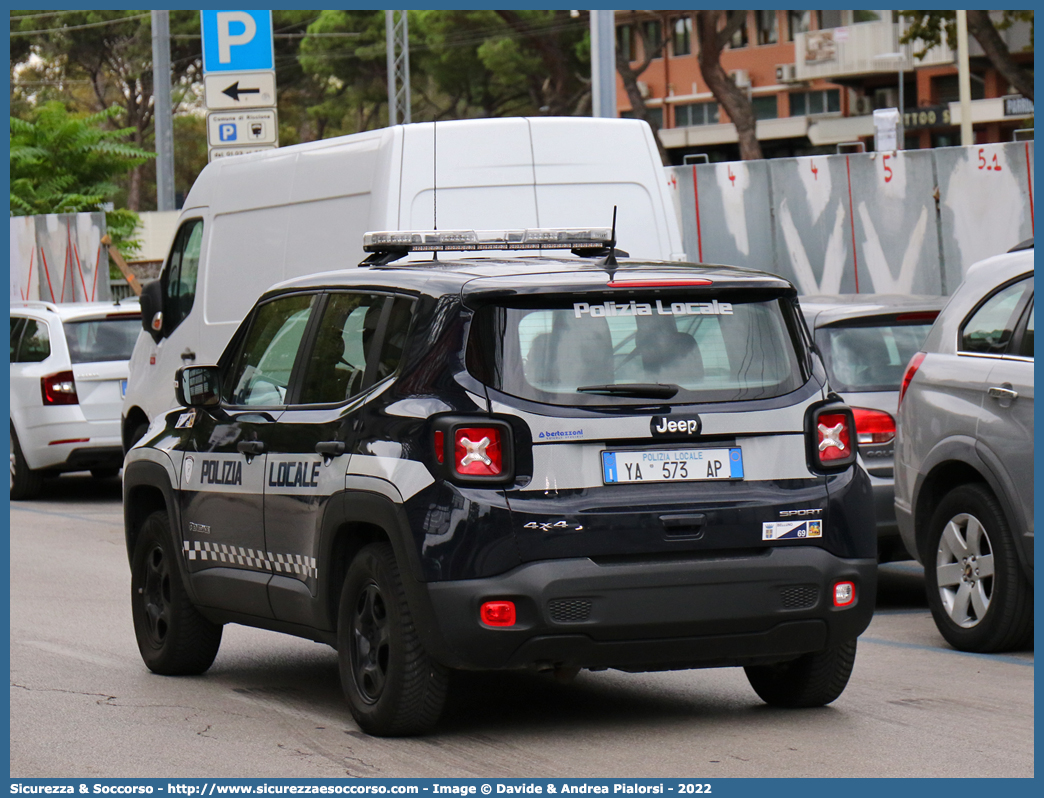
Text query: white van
122 117 684 447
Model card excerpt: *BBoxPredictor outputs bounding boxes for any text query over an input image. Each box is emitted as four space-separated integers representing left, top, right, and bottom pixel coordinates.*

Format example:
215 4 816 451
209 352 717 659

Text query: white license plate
120 379 127 398
601 448 743 484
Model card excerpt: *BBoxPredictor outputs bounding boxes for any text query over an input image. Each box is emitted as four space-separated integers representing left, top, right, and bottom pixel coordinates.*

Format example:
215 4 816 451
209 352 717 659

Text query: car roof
798 294 947 329
268 256 796 298
10 298 140 322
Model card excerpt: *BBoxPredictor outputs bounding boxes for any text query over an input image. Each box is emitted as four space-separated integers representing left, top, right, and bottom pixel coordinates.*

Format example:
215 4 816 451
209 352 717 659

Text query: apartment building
615 10 1034 162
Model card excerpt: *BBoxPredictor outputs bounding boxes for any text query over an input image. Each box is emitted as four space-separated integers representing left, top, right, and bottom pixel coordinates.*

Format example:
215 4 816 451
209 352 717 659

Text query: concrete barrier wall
10 212 111 303
669 141 1034 295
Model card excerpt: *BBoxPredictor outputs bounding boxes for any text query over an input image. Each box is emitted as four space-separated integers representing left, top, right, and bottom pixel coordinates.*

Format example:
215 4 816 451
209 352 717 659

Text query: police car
123 227 876 736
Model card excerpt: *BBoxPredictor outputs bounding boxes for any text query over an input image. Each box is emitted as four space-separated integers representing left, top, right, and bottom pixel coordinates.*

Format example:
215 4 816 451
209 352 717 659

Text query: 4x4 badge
651 415 701 437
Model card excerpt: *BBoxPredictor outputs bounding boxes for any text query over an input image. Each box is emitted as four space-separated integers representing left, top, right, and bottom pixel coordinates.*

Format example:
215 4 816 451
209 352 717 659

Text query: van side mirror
175 366 221 408
140 280 165 343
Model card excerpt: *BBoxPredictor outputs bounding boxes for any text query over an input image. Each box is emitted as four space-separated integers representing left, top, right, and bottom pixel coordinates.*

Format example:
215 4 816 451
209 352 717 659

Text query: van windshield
468 295 807 406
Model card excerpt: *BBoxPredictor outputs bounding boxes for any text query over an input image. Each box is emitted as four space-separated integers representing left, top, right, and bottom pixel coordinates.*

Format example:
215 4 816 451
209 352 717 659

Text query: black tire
91 468 120 480
924 483 1033 653
131 511 222 675
337 542 448 736
10 424 44 501
745 640 857 708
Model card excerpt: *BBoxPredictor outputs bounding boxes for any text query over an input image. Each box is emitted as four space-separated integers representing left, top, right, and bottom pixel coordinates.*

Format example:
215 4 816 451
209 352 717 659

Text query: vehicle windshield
468 295 806 406
816 320 935 392
63 317 141 364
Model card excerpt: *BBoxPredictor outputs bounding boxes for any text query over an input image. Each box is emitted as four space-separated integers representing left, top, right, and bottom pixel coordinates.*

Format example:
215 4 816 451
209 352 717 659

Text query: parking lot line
861 635 1033 666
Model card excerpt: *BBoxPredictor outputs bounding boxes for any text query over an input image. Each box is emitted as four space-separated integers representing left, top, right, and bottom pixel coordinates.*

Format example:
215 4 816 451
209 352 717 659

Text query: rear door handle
181 348 196 362
237 440 265 456
316 441 346 463
988 386 1018 401
660 513 706 538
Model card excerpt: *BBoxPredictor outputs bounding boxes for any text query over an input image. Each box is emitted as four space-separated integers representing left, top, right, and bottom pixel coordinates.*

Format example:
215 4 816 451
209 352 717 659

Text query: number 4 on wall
978 148 1003 171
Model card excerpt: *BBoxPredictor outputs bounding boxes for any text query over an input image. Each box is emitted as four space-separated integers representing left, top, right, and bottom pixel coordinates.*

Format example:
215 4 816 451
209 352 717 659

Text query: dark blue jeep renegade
124 228 876 736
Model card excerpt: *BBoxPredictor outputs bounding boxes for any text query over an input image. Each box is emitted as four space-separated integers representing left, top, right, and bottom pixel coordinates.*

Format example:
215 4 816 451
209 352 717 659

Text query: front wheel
744 640 857 707
924 483 1032 652
337 542 448 736
131 511 223 674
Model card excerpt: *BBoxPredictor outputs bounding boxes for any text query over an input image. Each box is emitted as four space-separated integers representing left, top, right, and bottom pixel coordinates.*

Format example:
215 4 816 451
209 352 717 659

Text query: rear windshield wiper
577 383 680 398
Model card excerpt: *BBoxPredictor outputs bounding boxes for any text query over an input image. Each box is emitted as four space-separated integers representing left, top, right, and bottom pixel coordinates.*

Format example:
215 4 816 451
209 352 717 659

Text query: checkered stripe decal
183 541 318 579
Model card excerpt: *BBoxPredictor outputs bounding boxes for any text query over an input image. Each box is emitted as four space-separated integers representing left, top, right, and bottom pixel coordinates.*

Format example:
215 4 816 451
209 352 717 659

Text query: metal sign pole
151 10 175 210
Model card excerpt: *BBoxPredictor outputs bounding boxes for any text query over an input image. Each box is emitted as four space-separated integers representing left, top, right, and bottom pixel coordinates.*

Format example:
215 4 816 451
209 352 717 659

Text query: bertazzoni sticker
762 520 823 540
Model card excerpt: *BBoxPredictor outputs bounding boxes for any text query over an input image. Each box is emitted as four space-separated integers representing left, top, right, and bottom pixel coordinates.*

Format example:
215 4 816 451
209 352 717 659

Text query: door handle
237 440 265 456
988 386 1018 401
315 441 346 457
181 348 196 362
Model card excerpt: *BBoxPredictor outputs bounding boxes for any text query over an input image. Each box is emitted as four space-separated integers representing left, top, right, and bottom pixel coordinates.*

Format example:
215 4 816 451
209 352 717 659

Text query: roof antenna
432 118 438 261
600 205 619 274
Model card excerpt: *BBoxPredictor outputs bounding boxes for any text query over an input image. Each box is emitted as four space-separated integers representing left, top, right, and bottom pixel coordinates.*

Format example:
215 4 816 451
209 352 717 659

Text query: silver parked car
894 242 1033 652
800 295 945 562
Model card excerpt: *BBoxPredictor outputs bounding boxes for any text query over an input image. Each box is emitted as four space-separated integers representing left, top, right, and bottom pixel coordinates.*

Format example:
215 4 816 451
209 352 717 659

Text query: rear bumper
427 546 876 671
21 416 122 472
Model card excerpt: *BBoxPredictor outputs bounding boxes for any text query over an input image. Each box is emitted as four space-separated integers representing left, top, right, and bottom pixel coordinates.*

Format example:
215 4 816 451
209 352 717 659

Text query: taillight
851 407 896 445
898 352 926 409
480 600 516 627
806 405 857 471
432 417 514 483
454 427 503 476
41 370 78 405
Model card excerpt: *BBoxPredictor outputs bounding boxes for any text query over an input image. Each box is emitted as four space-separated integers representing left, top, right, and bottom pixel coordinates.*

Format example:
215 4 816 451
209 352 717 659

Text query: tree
695 11 762 161
10 102 156 256
616 20 671 165
10 10 203 210
900 10 1034 101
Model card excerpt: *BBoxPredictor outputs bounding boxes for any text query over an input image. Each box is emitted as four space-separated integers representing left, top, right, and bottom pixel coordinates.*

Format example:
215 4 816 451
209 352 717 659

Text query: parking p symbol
219 123 237 142
217 11 257 64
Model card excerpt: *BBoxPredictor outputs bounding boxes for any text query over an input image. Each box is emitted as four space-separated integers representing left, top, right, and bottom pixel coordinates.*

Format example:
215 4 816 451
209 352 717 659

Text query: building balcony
793 20 952 81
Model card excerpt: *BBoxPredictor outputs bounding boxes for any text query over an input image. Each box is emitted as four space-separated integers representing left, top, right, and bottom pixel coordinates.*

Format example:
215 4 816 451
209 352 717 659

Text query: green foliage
900 10 1034 58
10 102 154 257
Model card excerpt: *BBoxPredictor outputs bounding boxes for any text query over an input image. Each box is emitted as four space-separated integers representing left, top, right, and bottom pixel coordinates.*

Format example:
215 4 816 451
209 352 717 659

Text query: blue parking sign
218 123 237 142
201 10 273 73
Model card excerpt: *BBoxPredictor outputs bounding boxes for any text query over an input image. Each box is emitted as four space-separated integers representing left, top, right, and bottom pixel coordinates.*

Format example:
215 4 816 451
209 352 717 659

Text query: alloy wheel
350 581 390 703
935 512 995 628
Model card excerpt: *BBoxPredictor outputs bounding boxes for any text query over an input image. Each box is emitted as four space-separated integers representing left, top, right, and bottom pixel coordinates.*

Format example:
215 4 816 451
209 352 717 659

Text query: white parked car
10 299 141 499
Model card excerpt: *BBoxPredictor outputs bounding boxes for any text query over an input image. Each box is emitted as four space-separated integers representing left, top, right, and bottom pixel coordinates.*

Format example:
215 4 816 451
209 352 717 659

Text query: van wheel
744 640 857 707
337 542 448 736
924 484 1032 652
10 425 44 501
131 511 222 674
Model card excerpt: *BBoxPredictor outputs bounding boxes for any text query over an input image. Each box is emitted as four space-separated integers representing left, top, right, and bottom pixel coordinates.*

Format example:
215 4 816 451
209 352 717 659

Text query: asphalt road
9 474 1034 779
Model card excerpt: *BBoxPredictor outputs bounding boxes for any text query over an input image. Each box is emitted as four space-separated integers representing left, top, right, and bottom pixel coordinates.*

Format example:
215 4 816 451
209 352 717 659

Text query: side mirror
139 280 165 343
175 366 221 408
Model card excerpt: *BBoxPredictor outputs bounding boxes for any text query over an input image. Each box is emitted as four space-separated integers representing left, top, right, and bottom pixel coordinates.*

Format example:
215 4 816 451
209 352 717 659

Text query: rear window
63 317 141 364
468 295 807 406
816 318 935 392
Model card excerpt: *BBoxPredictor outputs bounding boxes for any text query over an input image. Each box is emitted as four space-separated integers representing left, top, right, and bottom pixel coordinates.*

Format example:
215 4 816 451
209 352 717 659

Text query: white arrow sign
204 72 276 110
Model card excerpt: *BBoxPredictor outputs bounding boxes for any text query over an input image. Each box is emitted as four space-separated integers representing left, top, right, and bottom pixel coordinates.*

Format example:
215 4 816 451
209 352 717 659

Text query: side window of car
223 294 315 407
297 294 415 405
162 219 204 334
960 278 1032 355
10 318 26 363
16 320 51 363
